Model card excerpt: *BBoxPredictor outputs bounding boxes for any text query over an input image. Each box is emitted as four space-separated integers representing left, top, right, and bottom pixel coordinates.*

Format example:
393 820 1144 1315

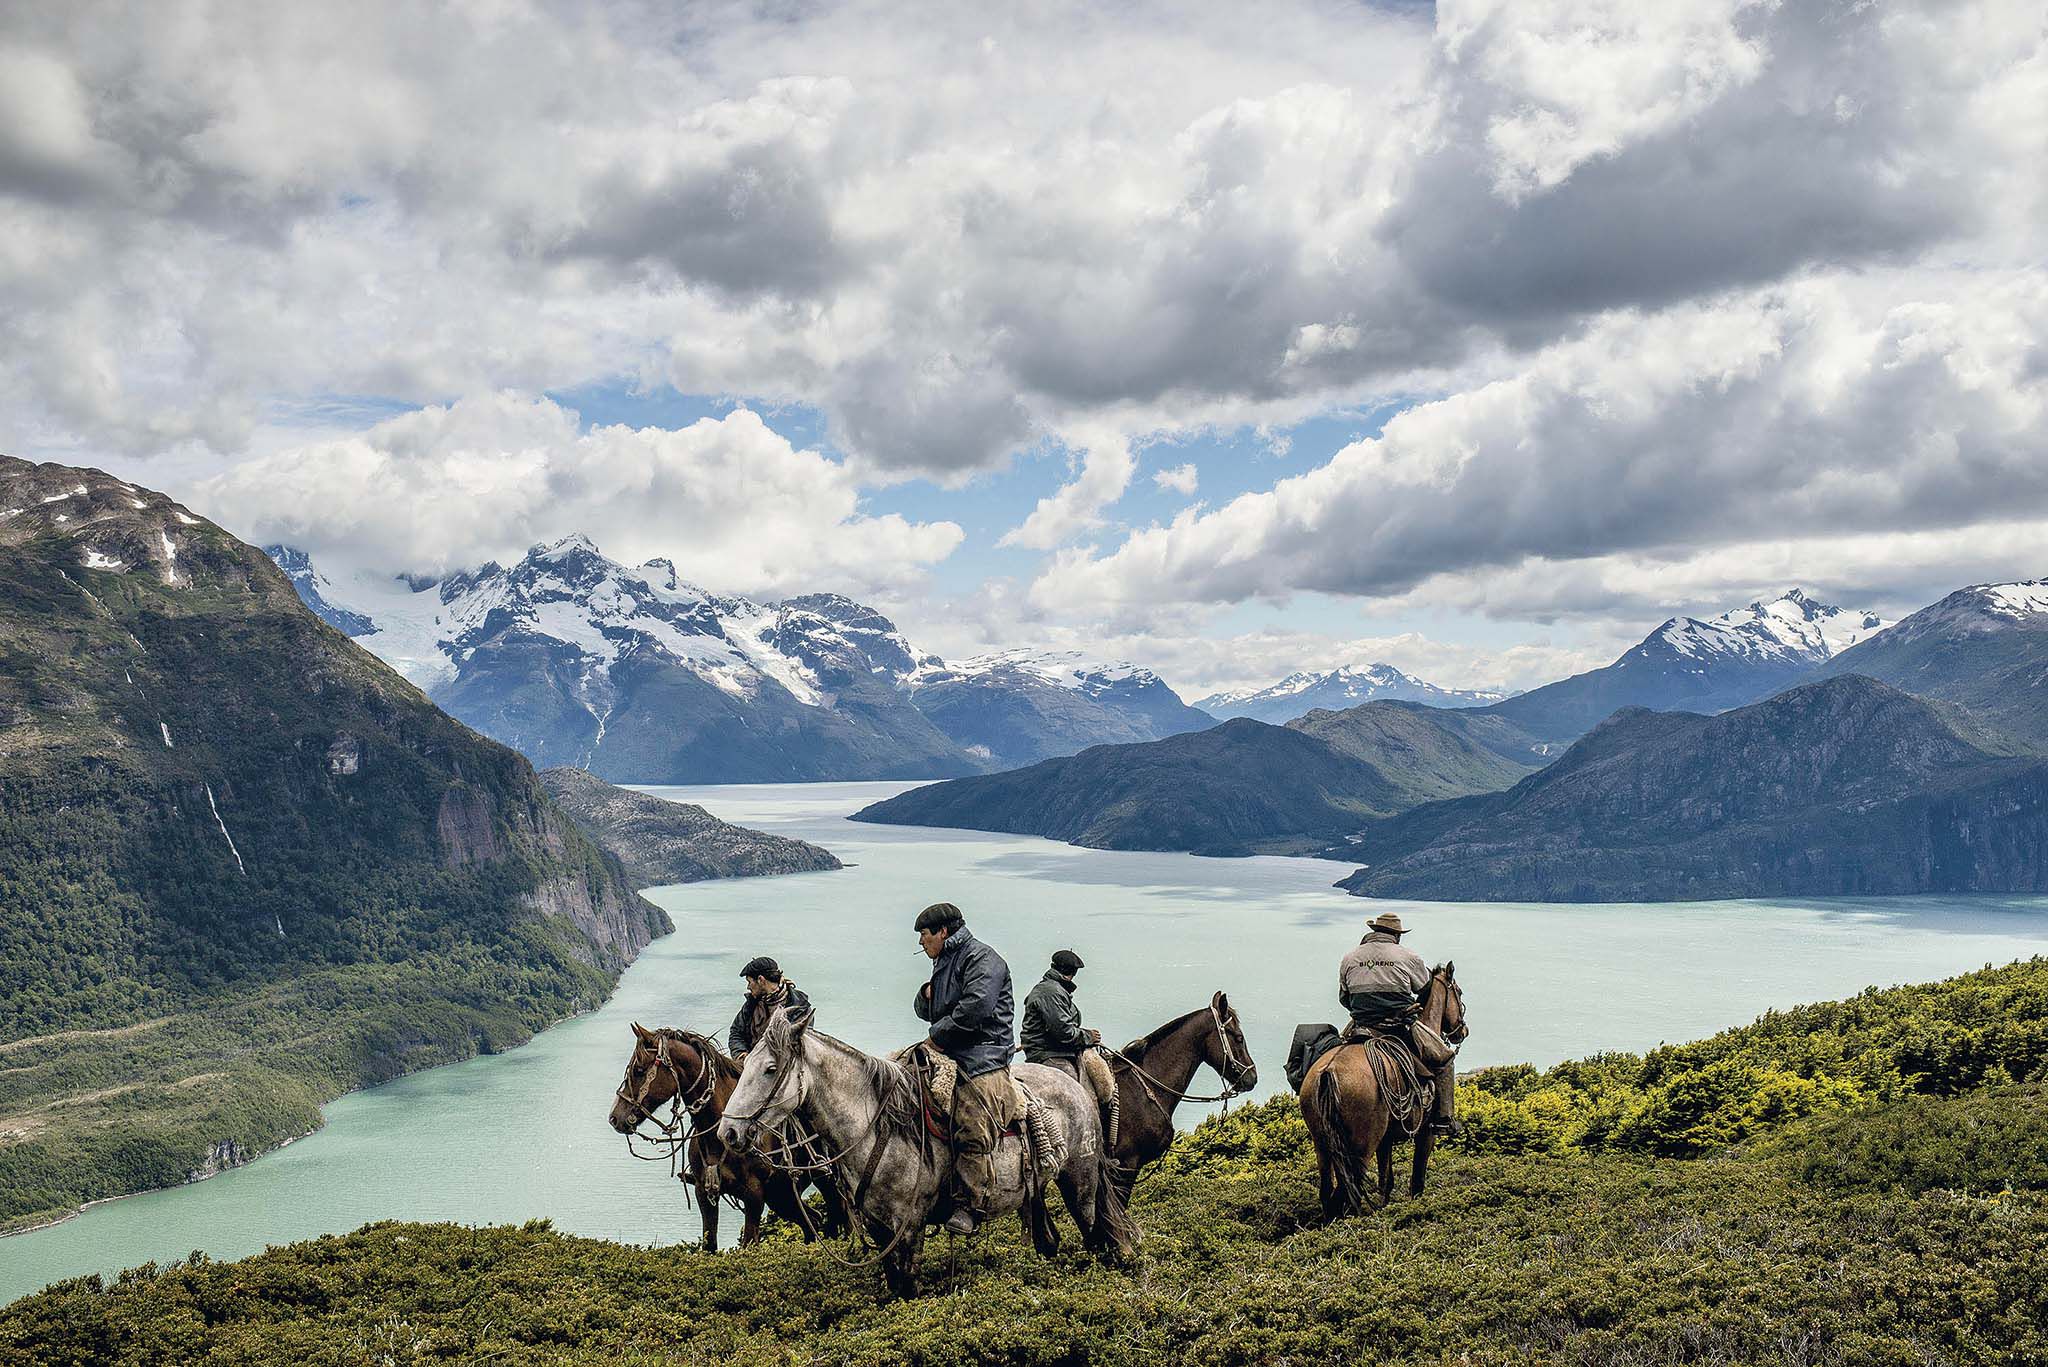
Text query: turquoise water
5 779 2045 1304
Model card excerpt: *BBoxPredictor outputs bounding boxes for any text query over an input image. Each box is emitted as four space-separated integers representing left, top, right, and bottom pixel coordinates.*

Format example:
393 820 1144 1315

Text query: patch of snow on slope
317 570 459 690
158 532 178 584
81 549 124 570
1980 580 2048 618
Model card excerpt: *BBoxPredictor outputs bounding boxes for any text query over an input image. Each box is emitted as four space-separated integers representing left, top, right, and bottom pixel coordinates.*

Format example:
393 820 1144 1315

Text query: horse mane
766 1018 923 1141
655 1027 740 1079
1122 1005 1208 1060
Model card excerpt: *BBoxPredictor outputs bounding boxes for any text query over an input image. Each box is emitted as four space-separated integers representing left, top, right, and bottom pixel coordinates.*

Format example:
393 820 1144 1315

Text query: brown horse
1102 991 1260 1198
607 1022 844 1250
1299 964 1467 1219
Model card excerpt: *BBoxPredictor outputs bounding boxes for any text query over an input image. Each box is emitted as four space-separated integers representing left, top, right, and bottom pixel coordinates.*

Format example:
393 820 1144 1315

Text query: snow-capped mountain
1488 588 1889 745
1650 589 1886 669
1197 663 1513 724
1813 578 2048 752
907 648 1214 769
272 537 1211 781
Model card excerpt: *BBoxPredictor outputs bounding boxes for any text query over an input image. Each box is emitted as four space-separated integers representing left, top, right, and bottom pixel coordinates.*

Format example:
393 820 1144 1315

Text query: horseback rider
911 901 1015 1234
1338 911 1460 1137
1020 948 1100 1078
728 957 812 1062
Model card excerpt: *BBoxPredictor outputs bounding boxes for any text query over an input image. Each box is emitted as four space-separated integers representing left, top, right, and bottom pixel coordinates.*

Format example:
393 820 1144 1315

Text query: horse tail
1090 1142 1139 1258
1315 1064 1365 1215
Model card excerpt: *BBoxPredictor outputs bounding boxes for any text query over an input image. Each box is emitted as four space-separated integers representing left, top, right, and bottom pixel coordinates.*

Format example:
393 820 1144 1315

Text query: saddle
891 1042 1068 1183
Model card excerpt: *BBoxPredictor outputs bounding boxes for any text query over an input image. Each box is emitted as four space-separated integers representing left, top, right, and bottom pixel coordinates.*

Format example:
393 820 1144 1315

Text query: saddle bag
1411 1021 1459 1070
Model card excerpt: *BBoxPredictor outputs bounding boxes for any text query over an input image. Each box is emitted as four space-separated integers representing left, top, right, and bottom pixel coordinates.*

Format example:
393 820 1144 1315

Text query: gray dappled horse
718 1007 1136 1298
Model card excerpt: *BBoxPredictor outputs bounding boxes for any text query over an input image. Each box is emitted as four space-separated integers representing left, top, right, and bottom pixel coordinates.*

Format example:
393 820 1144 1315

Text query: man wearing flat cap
912 901 1015 1233
1338 911 1460 1136
1020 948 1101 1079
727 956 812 1062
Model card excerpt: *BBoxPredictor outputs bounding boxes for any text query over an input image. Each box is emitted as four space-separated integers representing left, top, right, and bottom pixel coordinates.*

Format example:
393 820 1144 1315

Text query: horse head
609 1022 679 1134
717 1005 810 1151
1206 990 1259 1093
1432 963 1469 1043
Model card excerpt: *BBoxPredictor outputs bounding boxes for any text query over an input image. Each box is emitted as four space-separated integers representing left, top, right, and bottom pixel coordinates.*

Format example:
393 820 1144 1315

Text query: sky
1 0 2043 700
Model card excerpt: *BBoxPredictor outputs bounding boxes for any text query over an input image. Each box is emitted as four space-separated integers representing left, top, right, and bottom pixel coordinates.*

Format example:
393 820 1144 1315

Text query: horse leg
815 1174 850 1238
1374 1128 1396 1208
883 1229 923 1300
764 1175 817 1242
1410 1128 1436 1198
697 1178 720 1253
738 1192 763 1246
1023 1194 1060 1257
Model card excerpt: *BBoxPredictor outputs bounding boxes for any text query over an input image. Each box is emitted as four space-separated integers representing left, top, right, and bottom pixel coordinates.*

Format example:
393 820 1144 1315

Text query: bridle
1435 970 1470 1044
615 1032 722 1172
1107 1001 1257 1110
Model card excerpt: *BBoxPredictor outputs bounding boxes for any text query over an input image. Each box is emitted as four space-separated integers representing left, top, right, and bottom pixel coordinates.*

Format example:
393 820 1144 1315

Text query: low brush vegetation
6 961 2045 1365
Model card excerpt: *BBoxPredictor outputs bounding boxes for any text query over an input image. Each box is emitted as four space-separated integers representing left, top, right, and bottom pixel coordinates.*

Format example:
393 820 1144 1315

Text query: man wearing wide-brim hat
1338 910 1461 1136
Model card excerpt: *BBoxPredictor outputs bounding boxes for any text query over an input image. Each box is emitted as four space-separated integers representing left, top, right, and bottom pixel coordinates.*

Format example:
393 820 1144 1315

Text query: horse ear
631 1021 653 1042
1445 960 1455 977
1212 989 1227 1011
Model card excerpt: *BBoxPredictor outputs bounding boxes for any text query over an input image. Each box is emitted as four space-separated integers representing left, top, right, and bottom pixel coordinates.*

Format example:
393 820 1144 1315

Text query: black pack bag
1285 1022 1342 1093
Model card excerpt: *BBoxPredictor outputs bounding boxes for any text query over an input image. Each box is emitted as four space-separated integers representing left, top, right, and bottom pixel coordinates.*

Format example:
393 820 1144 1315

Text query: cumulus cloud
1153 463 1200 497
3 0 2044 681
1032 271 2048 618
194 394 962 597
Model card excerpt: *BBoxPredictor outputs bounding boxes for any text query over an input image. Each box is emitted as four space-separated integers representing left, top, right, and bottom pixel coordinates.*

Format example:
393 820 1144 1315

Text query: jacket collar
938 926 976 960
1361 930 1402 945
1041 969 1076 991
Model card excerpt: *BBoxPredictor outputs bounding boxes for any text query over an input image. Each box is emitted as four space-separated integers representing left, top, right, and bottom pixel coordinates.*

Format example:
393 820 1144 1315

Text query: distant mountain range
1475 589 1888 747
1197 663 1512 722
270 538 1213 782
1813 580 2048 753
1334 675 2048 902
851 701 1539 855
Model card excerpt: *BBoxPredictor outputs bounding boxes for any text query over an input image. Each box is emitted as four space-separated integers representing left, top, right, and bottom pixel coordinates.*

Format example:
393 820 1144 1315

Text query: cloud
999 429 1136 550
1030 270 2048 618
193 393 963 596
1153 463 1200 496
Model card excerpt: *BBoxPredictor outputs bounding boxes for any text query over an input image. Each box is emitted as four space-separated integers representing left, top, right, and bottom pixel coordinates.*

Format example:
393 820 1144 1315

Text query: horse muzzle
716 1117 751 1150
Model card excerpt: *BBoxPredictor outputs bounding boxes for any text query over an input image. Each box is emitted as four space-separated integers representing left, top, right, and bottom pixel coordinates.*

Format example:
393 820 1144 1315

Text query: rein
1105 1002 1255 1109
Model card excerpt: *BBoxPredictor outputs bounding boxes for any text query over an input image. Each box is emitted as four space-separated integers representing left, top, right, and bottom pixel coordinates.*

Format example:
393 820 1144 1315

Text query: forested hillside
0 457 670 1230
7 961 2041 1364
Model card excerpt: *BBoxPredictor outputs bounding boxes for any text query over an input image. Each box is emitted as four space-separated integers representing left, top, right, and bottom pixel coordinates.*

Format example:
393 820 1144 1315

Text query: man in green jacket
1020 949 1100 1078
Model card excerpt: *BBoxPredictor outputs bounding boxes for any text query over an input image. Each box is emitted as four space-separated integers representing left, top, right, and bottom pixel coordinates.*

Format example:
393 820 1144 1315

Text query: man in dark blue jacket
912 901 1014 1233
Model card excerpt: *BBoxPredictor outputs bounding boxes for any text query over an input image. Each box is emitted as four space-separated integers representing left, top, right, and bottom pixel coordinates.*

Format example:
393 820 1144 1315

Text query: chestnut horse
1299 964 1467 1218
607 1022 843 1250
1101 991 1259 1198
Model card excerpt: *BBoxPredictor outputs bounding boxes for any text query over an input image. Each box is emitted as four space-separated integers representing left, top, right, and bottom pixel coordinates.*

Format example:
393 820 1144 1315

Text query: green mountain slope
1336 674 2048 901
850 718 1407 854
0 456 670 1229
8 960 2041 1363
1285 701 1537 802
537 767 841 885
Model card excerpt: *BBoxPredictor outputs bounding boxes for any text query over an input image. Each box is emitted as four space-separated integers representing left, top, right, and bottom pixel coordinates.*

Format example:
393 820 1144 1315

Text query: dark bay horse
607 1022 843 1250
1102 990 1260 1198
1299 964 1466 1219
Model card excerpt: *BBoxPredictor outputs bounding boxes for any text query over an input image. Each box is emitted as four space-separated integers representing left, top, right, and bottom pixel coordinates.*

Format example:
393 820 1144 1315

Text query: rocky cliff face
539 767 841 887
1336 675 2048 902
